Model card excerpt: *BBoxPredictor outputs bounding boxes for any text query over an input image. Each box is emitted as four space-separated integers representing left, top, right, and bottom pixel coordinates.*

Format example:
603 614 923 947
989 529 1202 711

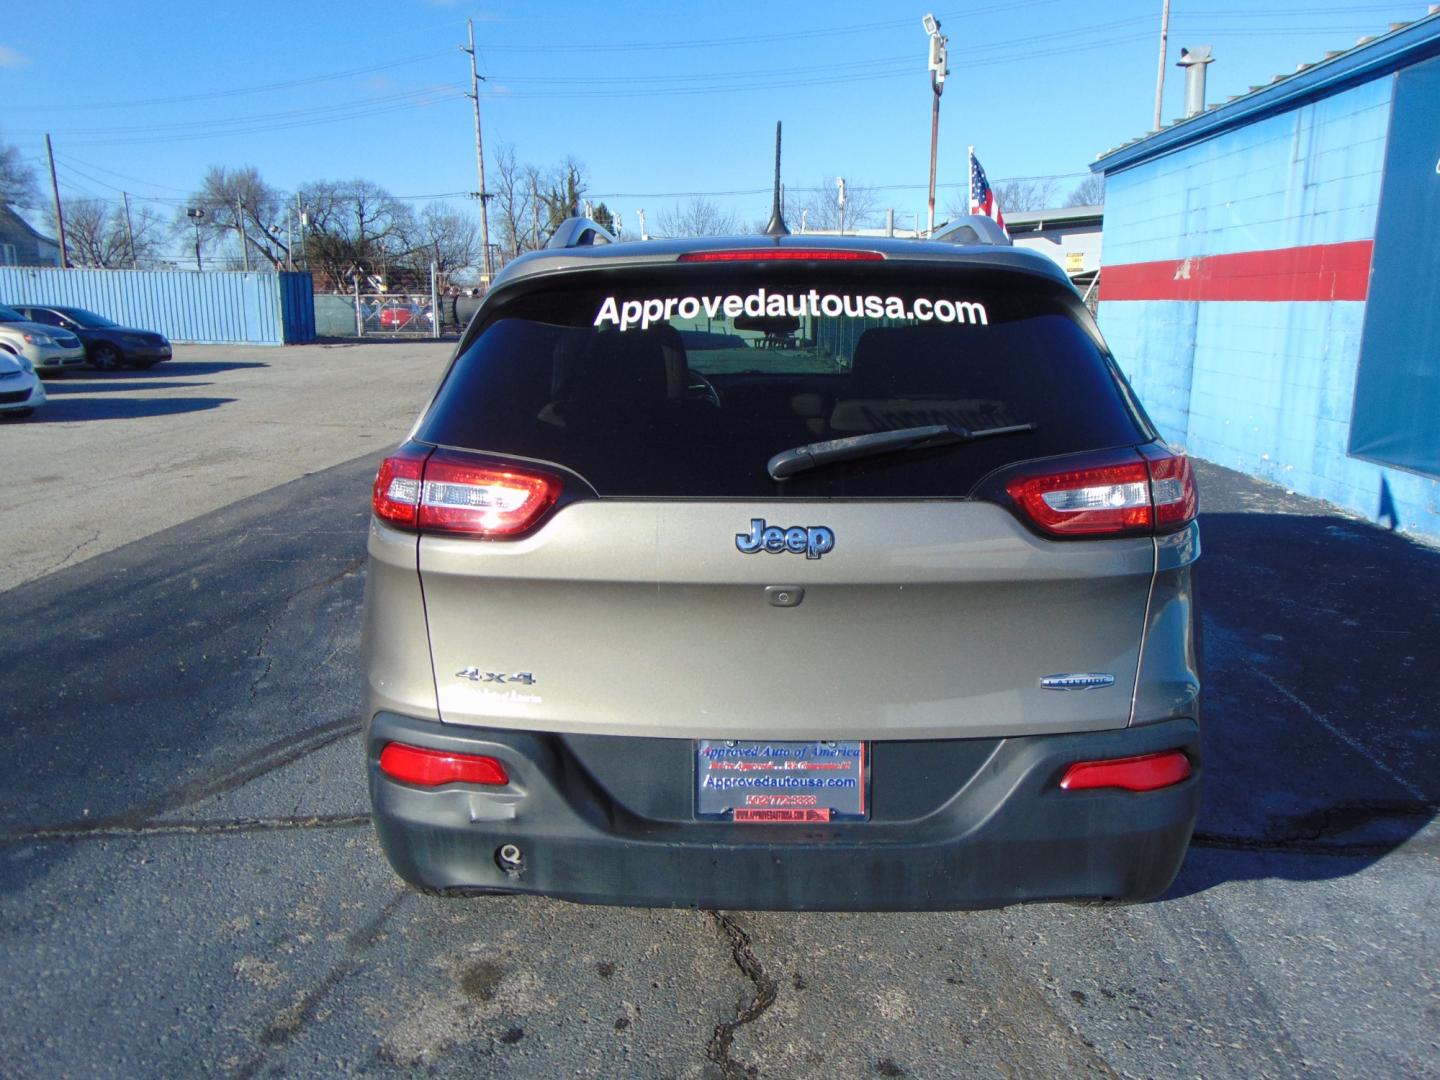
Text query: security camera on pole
922 13 949 238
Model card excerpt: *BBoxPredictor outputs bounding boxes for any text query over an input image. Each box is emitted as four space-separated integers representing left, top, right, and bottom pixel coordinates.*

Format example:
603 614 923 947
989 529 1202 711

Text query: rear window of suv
418 264 1148 498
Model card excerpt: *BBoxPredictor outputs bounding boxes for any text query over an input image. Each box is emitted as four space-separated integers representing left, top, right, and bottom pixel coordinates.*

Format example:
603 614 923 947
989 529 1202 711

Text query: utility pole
44 134 69 268
236 197 250 271
122 191 137 268
1153 0 1172 130
922 15 949 237
462 18 494 285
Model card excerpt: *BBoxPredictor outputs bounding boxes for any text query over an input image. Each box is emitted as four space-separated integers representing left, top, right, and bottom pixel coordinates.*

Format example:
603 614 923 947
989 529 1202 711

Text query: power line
54 159 131 197
471 16 1157 88
3 49 456 113
468 0 1067 53
590 172 1090 201
1189 3 1432 14
17 8 1373 149
21 85 464 138
36 91 469 148
17 15 1157 140
482 54 919 86
52 152 193 194
470 31 1159 101
36 166 477 205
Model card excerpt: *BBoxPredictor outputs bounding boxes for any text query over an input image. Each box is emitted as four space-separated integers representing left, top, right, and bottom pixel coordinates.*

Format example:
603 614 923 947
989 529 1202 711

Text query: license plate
695 740 868 822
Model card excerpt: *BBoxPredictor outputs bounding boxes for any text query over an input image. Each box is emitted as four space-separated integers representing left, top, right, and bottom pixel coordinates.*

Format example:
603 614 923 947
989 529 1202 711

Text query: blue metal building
1092 13 1440 541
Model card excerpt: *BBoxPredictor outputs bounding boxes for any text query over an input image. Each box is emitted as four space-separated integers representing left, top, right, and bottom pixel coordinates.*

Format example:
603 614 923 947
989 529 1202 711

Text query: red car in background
378 300 431 330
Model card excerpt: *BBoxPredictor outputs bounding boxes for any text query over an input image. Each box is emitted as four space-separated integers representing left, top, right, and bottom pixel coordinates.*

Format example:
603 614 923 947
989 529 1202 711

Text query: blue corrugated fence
0 267 316 346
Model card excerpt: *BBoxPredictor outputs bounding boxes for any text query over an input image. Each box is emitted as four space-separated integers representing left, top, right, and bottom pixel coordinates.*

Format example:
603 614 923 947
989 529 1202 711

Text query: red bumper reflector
1059 750 1191 793
378 742 509 787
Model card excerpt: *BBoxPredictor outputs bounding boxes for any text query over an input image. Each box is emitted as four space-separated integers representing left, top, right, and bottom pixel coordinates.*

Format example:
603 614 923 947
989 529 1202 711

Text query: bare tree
992 177 1060 213
538 156 587 235
411 203 480 276
489 143 538 260
0 141 38 208
656 197 740 237
182 165 290 268
792 177 879 232
1066 174 1105 207
60 198 168 267
945 175 1060 221
485 147 597 262
296 178 414 286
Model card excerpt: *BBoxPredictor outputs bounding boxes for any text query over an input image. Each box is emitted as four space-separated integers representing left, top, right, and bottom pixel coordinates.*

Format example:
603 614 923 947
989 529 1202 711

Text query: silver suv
361 219 1201 910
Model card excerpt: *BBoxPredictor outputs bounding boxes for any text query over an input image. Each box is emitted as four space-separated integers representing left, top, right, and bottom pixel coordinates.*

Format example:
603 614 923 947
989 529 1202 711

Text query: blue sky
2 0 1433 243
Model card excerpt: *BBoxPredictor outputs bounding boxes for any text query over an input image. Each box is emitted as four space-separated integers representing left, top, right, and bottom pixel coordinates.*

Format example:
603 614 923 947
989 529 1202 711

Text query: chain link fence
312 262 460 339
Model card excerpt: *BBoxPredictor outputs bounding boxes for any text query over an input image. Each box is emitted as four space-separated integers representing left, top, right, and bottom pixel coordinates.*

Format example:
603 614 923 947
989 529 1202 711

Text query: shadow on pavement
1168 497 1439 897
31 397 234 422
48 361 269 379
0 454 380 897
43 381 212 395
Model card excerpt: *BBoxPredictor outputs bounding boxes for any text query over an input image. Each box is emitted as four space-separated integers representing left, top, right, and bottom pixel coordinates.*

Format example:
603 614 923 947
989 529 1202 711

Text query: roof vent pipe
1177 46 1214 118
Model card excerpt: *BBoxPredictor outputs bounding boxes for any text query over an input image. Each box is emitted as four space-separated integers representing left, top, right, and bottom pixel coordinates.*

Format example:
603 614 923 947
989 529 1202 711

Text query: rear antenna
763 121 790 237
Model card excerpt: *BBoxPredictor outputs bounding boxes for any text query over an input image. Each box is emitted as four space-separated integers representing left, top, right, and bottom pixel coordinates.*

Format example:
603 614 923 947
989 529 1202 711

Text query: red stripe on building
1098 240 1373 302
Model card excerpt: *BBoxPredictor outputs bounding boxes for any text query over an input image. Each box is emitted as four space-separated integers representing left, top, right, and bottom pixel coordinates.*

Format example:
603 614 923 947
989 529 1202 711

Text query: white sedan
0 350 46 418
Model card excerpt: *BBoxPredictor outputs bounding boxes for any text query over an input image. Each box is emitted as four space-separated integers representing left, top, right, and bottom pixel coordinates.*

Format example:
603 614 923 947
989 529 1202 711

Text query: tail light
1059 750 1191 792
372 445 429 528
419 452 560 536
1003 445 1198 539
371 445 561 539
1141 446 1199 530
379 742 509 787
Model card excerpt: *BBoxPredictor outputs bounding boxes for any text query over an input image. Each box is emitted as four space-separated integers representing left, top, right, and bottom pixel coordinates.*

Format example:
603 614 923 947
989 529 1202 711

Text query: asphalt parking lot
1 344 1436 1078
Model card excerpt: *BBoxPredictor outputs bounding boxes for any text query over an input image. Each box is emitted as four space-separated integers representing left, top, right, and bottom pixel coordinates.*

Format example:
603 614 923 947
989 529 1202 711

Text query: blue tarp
1350 55 1440 478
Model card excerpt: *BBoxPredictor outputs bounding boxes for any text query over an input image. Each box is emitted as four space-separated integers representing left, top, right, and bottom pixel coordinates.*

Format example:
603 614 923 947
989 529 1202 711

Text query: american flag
968 150 1008 236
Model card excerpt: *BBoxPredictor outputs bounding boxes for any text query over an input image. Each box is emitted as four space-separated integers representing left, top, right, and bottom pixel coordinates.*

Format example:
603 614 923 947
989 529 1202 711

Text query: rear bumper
366 712 1200 911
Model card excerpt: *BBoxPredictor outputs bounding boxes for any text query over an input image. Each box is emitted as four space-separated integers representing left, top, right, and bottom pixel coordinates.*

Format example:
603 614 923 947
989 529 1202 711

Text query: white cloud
0 44 31 68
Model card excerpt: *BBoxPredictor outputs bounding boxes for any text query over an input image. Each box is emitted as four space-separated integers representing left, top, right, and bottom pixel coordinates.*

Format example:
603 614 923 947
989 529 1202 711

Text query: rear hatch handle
767 423 1037 481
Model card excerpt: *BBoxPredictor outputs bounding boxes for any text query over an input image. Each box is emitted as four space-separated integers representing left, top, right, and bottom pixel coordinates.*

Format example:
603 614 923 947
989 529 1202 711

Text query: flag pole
967 145 975 214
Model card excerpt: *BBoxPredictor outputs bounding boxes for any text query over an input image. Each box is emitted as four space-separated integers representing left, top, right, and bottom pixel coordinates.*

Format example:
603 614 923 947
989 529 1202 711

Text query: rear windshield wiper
767 422 1037 481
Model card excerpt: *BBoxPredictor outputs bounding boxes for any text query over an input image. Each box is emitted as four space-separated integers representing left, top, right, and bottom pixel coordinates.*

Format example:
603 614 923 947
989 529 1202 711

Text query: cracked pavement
1 345 1437 1078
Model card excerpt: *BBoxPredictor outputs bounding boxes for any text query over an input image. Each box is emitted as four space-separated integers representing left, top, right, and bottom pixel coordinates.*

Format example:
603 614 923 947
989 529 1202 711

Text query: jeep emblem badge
735 518 835 560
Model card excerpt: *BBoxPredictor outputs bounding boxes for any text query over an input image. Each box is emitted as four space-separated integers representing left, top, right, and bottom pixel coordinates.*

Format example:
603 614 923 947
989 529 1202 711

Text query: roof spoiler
546 216 619 250
933 215 1012 246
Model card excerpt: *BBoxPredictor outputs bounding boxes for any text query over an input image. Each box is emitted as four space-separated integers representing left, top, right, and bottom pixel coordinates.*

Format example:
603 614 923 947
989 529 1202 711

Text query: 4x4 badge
456 668 536 685
735 518 835 560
